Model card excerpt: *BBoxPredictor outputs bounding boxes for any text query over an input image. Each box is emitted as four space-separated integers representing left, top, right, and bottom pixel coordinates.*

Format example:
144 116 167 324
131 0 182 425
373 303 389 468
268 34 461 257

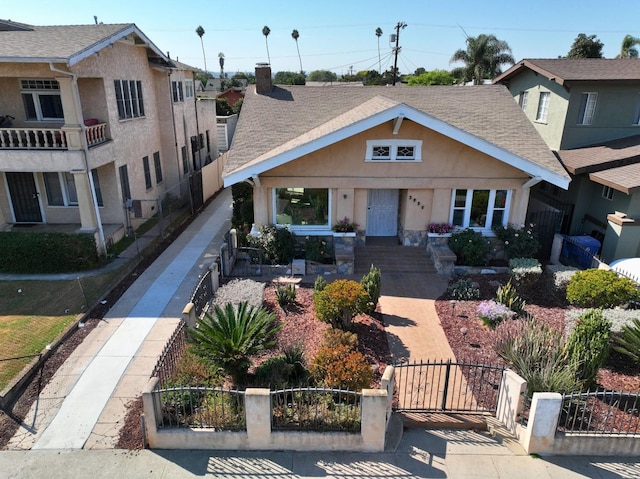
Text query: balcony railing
0 123 107 150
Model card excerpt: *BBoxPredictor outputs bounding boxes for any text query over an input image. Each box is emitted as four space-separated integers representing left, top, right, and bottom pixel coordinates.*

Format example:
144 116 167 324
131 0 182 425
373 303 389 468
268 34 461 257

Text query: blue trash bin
561 235 601 269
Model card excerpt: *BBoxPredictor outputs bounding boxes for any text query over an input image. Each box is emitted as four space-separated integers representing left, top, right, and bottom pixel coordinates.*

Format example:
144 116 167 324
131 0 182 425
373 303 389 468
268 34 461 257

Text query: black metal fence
393 360 505 414
190 269 214 317
271 387 362 432
151 320 186 387
228 247 264 277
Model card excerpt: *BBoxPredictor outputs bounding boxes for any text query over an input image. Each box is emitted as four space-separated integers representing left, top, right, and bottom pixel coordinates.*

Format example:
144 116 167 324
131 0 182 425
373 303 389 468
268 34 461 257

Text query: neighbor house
222 64 569 251
0 20 218 253
494 59 640 261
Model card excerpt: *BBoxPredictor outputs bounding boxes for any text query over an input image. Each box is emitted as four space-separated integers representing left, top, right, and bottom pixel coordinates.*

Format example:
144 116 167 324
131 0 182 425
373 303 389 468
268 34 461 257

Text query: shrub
564 309 611 388
360 264 382 314
509 257 542 288
188 301 282 386
314 275 327 294
254 345 308 387
566 269 639 308
477 300 516 328
613 318 640 364
492 223 540 259
448 228 490 266
447 278 480 300
495 280 527 317
321 329 359 350
546 264 579 294
313 279 367 330
566 308 640 334
166 345 223 387
212 279 265 310
231 182 254 231
275 283 296 307
248 225 296 264
310 344 374 391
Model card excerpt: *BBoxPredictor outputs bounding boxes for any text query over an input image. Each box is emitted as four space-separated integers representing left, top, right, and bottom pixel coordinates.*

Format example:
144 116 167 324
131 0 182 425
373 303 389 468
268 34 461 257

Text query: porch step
354 244 436 275
399 412 489 430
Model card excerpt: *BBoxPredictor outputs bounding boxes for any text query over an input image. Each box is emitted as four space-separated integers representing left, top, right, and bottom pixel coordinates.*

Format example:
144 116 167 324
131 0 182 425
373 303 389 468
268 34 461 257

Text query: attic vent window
365 140 422 162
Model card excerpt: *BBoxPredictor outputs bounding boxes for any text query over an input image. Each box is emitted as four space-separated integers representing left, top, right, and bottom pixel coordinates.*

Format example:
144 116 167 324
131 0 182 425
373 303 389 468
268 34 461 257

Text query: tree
216 98 233 116
450 34 515 84
291 29 303 73
567 33 604 58
617 34 640 58
406 69 455 86
307 70 338 82
375 27 383 73
195 26 207 73
274 71 306 85
262 26 271 65
218 52 225 79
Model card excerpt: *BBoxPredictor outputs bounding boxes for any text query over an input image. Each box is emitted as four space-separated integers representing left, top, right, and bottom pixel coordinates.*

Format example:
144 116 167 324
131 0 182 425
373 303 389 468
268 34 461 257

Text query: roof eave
494 60 567 86
0 56 68 63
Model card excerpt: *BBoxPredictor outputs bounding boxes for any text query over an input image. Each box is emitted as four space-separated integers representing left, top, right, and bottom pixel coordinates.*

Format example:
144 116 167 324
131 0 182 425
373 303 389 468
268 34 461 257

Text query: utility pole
392 22 407 86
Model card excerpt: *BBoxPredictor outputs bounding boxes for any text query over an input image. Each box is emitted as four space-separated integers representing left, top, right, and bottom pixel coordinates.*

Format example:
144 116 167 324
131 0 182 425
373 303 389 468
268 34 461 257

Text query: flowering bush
477 300 516 328
332 217 359 233
448 228 491 266
493 223 540 259
428 222 456 234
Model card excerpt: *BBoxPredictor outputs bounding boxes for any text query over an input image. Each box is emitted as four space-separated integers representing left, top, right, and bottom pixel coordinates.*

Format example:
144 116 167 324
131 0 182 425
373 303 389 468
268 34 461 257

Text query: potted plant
332 217 359 235
427 222 456 237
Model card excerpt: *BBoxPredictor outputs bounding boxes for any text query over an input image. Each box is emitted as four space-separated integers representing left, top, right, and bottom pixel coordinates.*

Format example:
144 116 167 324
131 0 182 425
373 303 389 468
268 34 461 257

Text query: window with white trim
518 91 528 111
577 92 597 125
602 185 614 200
185 79 194 99
143 156 152 189
20 79 63 121
43 172 78 206
274 188 330 228
172 81 184 102
365 140 422 162
114 80 144 119
536 92 550 122
450 189 511 230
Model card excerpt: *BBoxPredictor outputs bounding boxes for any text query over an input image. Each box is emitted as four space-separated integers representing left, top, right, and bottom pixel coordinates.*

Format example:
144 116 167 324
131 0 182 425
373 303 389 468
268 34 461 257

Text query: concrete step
399 412 489 431
354 245 436 274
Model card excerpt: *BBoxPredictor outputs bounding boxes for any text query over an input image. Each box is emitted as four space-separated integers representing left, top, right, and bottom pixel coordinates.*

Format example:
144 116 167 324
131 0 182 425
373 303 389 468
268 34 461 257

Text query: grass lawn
0 268 124 390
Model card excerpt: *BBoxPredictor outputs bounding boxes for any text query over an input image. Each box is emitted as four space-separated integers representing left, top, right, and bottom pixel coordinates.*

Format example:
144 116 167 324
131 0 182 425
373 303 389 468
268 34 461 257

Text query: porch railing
0 123 107 150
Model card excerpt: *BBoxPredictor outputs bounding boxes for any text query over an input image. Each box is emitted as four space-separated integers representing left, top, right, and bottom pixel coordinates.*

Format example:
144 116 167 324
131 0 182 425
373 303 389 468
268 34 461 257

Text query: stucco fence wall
141 366 396 451
497 369 640 456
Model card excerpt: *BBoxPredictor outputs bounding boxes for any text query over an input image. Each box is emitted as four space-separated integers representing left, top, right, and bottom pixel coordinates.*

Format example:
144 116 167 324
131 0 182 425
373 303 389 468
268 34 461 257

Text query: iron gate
393 360 505 414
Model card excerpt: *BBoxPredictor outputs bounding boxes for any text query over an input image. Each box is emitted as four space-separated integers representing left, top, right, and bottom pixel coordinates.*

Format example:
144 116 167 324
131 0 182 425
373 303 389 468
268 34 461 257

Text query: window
274 188 329 227
119 165 131 201
20 79 63 121
365 140 422 162
536 92 550 122
518 91 528 111
172 81 184 102
181 145 189 174
153 151 163 184
114 80 144 119
185 79 194 99
450 189 511 230
91 169 103 206
43 172 77 206
602 185 614 200
577 92 597 125
633 96 640 125
143 156 152 189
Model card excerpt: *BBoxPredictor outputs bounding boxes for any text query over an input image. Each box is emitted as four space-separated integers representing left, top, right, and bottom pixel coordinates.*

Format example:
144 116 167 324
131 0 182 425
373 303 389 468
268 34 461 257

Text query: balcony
0 122 108 150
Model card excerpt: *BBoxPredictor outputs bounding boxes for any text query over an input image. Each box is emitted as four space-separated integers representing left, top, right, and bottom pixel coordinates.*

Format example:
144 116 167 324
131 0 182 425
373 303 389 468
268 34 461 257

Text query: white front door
367 189 398 236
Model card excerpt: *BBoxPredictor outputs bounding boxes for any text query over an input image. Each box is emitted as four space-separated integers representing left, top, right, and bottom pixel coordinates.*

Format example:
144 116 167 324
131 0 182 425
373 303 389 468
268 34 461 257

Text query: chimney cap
256 62 270 67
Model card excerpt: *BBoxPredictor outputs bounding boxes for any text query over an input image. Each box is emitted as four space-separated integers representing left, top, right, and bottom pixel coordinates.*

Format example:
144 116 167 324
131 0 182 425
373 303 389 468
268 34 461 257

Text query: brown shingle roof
556 135 640 174
224 84 569 186
590 163 640 194
494 58 640 85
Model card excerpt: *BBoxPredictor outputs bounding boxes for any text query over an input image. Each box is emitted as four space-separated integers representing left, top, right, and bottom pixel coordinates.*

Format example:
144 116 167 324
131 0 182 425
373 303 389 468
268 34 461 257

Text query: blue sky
5 0 640 75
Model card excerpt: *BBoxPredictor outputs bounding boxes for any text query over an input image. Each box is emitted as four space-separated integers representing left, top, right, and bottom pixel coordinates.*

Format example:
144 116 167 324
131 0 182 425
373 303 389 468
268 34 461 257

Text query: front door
6 172 42 223
366 189 398 236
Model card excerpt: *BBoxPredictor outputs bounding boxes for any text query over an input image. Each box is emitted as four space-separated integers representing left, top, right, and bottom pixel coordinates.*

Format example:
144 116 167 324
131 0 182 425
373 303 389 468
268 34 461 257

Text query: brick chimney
255 63 272 94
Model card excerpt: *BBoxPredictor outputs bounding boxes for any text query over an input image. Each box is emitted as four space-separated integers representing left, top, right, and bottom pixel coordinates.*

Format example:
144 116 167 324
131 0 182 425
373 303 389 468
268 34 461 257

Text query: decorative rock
480 269 497 274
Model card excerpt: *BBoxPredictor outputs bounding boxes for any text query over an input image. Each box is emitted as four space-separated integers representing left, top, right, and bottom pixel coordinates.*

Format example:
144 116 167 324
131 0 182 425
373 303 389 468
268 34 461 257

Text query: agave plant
188 301 281 386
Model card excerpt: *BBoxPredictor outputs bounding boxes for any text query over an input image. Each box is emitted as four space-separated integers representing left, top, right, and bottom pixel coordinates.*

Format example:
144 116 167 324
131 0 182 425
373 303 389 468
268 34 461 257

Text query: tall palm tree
218 52 225 78
291 29 303 73
262 25 271 65
617 34 640 58
450 34 514 84
195 25 207 73
375 27 383 74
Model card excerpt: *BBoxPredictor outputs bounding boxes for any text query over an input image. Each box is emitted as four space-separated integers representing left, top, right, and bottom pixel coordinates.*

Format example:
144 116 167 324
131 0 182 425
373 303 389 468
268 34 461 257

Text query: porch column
71 170 102 252
511 186 531 226
55 76 82 150
253 184 269 225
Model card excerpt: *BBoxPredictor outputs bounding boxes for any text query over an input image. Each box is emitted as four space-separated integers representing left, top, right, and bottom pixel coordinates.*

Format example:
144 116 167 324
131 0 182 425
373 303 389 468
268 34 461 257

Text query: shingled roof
556 134 640 175
223 84 570 188
494 58 640 85
0 21 170 67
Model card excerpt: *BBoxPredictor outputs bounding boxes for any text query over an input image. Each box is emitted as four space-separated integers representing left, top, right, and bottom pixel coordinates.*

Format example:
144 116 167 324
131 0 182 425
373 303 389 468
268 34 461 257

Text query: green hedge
0 232 105 274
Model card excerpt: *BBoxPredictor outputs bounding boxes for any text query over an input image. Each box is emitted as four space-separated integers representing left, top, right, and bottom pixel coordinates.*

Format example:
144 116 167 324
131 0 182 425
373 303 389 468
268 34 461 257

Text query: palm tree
291 29 303 73
375 27 383 74
617 34 640 58
218 52 225 78
195 25 207 73
262 25 271 65
450 34 514 84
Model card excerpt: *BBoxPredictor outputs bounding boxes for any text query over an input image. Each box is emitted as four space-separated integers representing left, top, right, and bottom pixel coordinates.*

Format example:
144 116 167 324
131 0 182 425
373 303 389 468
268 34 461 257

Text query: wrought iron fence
190 269 213 317
229 247 264 277
151 320 186 387
393 360 505 414
558 389 640 436
154 386 246 430
271 387 362 432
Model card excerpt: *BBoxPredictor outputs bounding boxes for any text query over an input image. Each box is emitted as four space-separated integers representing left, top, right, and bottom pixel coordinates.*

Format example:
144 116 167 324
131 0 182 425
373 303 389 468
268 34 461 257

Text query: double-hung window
365 140 422 162
21 79 64 121
143 156 152 189
114 80 144 119
172 81 184 102
536 92 550 122
185 80 194 99
577 92 597 125
43 170 102 207
450 189 510 230
518 91 528 112
153 151 163 184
